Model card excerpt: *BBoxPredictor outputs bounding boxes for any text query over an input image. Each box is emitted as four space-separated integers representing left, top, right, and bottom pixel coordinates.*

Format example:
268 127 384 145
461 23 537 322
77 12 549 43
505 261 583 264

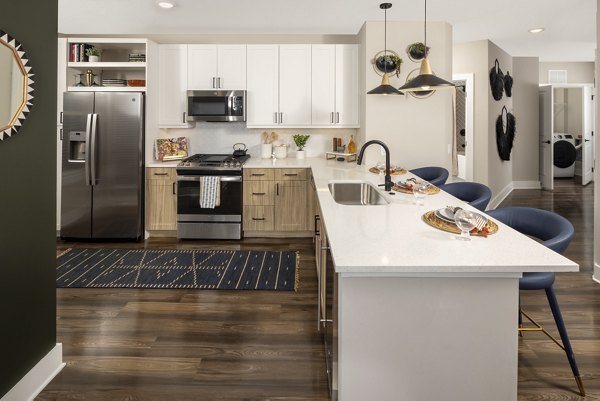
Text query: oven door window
178 178 242 216
188 97 228 117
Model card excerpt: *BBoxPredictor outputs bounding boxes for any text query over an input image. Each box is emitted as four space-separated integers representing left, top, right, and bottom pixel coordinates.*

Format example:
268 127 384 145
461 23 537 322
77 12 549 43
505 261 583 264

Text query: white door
217 45 246 90
187 44 217 90
311 45 336 126
158 44 190 127
582 86 594 185
279 44 312 126
335 44 359 127
246 45 279 127
539 85 554 190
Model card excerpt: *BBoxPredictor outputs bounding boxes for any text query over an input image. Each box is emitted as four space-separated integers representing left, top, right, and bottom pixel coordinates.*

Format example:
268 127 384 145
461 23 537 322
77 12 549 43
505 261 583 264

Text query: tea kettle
233 143 247 157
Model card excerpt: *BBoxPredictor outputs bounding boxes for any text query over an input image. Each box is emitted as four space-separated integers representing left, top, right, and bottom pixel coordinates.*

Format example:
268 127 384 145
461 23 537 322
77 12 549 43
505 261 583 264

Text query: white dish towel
199 176 221 209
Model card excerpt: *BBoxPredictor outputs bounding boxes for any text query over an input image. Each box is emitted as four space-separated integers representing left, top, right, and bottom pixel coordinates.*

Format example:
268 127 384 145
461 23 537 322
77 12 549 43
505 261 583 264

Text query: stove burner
177 153 250 170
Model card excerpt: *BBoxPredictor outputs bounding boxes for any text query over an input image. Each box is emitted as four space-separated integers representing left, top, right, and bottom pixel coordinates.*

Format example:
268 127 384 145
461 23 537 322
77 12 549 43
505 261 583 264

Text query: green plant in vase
292 134 310 159
375 53 403 77
407 42 429 62
85 47 101 62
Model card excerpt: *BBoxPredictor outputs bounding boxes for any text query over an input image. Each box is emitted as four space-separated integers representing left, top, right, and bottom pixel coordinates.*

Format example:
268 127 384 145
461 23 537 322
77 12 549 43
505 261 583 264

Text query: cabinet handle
218 77 222 88
252 173 265 177
212 77 216 88
320 319 333 323
284 173 298 176
336 112 340 124
252 217 266 221
182 112 186 123
276 183 279 196
60 111 63 124
172 182 176 195
279 112 283 124
59 128 63 141
273 112 278 124
314 214 320 235
252 192 266 196
154 173 169 176
330 112 334 124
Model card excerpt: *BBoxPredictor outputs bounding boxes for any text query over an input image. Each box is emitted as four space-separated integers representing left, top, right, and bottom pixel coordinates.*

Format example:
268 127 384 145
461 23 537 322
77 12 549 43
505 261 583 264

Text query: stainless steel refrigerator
61 92 144 240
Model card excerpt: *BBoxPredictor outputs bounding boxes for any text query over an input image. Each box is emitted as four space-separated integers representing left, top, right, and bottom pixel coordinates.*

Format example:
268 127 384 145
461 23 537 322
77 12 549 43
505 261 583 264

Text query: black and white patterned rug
56 249 298 291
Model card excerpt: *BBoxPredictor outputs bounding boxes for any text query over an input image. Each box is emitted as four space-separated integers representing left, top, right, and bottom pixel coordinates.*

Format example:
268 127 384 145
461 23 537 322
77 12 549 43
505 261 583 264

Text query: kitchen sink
328 182 389 205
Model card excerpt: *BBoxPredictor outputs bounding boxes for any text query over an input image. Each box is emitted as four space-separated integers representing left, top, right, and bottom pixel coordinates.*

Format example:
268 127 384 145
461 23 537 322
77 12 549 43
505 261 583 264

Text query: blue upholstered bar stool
409 167 449 187
439 182 492 212
487 207 584 396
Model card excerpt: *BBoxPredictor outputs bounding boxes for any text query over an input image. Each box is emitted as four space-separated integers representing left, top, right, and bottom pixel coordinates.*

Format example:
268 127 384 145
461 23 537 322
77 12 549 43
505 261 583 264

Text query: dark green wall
0 0 58 396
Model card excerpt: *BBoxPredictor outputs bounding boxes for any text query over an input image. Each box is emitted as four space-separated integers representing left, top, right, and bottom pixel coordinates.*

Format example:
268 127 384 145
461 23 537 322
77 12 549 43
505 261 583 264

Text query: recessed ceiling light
156 1 175 9
529 28 544 34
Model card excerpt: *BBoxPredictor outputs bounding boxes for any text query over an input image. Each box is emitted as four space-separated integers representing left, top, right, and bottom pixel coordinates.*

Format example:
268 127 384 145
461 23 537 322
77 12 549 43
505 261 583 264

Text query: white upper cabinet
279 45 312 126
158 44 191 127
188 44 246 90
312 44 359 127
247 45 279 126
247 45 311 127
335 45 359 127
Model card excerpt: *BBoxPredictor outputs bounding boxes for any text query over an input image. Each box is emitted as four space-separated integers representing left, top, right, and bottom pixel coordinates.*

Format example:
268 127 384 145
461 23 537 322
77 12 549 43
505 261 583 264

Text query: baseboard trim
1 343 64 401
593 263 600 284
513 181 541 189
488 182 514 210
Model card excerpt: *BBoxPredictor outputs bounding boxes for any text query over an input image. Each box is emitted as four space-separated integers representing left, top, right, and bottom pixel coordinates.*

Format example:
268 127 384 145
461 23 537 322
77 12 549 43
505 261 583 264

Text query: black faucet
357 140 393 192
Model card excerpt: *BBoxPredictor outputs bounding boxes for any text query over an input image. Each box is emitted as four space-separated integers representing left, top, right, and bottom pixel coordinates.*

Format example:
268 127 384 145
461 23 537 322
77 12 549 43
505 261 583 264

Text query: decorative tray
369 167 407 175
422 210 498 237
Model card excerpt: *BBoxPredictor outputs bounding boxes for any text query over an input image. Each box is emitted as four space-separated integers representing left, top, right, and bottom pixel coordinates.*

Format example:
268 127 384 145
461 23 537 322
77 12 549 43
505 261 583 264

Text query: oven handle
177 176 242 182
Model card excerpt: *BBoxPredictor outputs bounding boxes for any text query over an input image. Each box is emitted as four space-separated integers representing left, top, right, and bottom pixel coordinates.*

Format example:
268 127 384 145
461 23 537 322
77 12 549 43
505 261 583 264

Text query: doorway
453 74 474 181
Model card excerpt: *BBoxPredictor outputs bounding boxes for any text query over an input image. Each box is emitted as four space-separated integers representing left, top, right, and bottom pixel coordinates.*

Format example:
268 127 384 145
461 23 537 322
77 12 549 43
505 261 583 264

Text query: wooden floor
39 179 598 401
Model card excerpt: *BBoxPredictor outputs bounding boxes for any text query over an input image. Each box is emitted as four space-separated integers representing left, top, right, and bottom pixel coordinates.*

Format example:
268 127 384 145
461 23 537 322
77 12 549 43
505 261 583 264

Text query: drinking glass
454 209 477 241
412 182 428 205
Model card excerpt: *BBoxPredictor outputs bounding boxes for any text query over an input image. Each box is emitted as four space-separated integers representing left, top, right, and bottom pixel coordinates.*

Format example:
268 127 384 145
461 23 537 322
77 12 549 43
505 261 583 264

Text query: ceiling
58 0 596 61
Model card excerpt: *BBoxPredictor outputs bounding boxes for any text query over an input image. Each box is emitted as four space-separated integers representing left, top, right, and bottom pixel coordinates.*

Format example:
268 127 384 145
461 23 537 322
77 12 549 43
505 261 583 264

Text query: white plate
435 208 456 223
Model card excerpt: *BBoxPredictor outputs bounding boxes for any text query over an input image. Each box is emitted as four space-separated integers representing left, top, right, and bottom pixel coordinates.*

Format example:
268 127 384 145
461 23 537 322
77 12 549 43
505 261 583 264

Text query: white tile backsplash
153 122 358 160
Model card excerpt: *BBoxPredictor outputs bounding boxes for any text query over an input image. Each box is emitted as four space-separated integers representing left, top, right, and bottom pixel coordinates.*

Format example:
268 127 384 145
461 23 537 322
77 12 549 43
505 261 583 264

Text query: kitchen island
246 156 579 401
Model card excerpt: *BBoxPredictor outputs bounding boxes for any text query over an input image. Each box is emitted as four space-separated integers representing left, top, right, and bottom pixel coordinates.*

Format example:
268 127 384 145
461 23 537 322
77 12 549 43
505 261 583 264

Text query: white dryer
553 133 577 178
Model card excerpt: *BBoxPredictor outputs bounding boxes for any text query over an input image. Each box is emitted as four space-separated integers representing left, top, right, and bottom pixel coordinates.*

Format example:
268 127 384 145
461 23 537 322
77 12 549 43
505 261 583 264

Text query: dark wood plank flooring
38 179 598 400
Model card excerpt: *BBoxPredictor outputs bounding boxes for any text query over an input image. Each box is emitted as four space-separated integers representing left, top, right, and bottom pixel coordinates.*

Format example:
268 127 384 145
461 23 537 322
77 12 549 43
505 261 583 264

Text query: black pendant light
398 0 454 92
368 3 404 95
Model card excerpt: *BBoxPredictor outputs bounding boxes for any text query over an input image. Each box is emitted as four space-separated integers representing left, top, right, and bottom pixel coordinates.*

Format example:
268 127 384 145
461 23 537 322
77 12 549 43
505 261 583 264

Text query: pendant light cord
424 0 427 49
384 6 387 58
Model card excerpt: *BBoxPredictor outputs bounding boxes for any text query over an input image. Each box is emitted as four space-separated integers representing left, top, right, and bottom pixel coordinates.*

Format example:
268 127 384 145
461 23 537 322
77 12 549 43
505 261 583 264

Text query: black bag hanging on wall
504 71 513 97
489 59 504 101
496 106 516 161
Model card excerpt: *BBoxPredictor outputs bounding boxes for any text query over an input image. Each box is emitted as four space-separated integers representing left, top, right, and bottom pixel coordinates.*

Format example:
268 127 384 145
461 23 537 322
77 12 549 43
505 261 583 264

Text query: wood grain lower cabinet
243 168 310 236
146 168 177 231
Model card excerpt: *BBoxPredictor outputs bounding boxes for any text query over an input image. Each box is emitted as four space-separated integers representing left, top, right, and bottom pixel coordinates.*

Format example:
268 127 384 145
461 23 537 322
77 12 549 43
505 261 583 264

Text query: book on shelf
154 137 189 161
69 43 93 62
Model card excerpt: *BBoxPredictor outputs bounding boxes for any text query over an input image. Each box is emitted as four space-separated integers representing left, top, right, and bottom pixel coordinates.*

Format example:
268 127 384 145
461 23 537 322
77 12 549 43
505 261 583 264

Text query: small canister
273 144 288 159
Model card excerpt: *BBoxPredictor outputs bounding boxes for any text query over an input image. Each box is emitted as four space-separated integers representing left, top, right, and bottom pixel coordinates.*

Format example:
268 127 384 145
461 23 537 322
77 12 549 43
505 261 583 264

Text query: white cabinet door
311 45 336 126
217 45 246 90
187 44 217 90
247 45 279 127
158 44 190 127
279 45 312 126
335 44 359 127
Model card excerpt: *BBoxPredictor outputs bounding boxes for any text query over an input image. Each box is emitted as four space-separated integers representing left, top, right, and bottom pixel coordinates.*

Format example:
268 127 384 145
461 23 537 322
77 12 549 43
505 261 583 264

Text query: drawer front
243 181 275 206
243 206 275 231
243 168 275 181
146 167 176 180
274 168 307 181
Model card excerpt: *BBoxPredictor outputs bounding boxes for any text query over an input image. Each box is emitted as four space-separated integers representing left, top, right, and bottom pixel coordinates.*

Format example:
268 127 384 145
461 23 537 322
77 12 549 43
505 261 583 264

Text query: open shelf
68 62 146 69
67 86 146 92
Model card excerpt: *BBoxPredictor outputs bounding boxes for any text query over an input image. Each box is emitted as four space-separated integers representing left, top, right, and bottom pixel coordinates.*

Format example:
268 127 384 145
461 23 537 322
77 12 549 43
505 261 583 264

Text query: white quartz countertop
146 161 180 168
244 157 578 275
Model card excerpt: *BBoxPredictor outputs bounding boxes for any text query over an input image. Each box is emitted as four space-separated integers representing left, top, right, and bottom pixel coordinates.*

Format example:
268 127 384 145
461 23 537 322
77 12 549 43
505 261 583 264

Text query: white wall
539 62 595 84
594 0 600 284
360 21 453 170
512 57 540 184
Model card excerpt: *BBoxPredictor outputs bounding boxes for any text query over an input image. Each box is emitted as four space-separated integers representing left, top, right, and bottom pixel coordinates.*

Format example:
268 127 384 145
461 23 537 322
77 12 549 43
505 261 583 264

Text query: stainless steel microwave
186 90 246 122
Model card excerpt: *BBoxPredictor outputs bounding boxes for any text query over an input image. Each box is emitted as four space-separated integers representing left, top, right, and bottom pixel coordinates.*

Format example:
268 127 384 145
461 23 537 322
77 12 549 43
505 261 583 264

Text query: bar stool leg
545 286 585 396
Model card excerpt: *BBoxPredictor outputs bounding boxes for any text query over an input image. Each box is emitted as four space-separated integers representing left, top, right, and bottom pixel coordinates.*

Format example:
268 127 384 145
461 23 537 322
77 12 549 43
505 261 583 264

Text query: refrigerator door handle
84 113 93 186
90 113 98 186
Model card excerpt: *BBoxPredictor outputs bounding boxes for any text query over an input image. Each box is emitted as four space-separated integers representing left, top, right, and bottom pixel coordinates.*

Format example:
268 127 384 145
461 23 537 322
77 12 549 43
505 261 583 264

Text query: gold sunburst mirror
0 29 34 141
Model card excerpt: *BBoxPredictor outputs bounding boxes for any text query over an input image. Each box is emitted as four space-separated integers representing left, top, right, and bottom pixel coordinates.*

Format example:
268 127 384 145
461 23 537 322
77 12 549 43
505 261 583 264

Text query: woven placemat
369 167 407 175
422 211 499 236
392 184 440 195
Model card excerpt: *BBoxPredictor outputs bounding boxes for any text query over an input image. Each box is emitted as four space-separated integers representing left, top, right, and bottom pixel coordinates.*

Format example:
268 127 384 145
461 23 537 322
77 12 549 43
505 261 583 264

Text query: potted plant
85 47 101 63
407 42 429 62
374 51 403 77
292 134 310 159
